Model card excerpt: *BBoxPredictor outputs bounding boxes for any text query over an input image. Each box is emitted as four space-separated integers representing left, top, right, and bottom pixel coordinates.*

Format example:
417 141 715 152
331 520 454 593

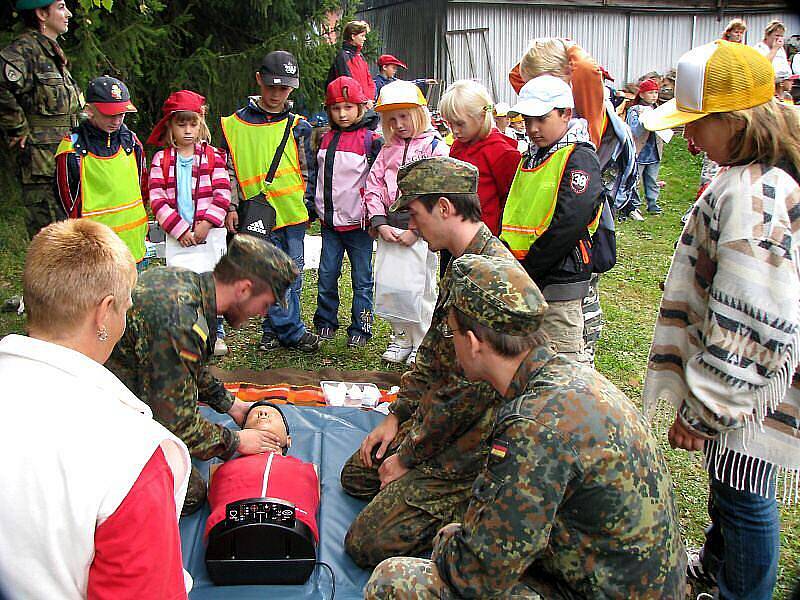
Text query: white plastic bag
165 227 228 273
374 236 435 324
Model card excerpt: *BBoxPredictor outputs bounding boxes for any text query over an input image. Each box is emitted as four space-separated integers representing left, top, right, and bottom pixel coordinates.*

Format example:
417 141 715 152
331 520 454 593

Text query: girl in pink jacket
147 90 232 355
312 77 383 349
366 81 449 364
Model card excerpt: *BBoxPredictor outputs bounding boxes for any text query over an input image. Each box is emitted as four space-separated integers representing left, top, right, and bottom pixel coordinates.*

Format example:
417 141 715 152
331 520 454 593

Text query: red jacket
449 129 521 235
326 42 376 102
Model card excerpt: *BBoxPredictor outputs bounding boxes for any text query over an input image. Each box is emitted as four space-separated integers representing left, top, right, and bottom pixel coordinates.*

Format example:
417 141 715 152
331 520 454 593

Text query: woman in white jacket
0 219 191 599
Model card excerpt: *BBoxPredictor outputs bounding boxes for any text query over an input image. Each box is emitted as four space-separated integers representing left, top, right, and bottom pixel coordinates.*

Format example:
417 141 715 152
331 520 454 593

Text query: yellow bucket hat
642 40 774 131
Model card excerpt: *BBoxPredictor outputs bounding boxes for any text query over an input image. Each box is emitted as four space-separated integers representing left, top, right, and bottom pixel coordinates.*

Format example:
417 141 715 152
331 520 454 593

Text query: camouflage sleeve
147 328 239 460
435 417 579 597
0 45 31 137
197 366 235 414
395 379 497 469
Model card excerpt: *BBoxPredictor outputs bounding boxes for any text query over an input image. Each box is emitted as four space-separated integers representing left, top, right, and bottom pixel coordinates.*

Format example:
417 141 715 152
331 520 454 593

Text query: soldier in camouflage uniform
341 157 516 568
106 235 299 515
0 0 82 238
365 254 686 599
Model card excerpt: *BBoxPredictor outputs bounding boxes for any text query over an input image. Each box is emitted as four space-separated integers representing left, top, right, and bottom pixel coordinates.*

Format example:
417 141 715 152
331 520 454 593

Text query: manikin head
243 401 292 453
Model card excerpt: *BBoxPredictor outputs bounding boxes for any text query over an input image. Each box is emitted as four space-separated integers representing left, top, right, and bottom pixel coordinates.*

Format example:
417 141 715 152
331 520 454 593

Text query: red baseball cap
146 90 206 146
377 54 407 69
325 76 368 106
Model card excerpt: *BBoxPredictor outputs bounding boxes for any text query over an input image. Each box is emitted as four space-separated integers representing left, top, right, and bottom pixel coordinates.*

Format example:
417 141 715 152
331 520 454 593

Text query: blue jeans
637 161 661 212
702 476 779 600
262 223 307 344
313 225 374 337
216 316 225 339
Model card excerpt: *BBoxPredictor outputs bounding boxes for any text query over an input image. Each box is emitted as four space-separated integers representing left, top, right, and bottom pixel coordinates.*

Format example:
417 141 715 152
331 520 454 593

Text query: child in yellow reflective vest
501 75 602 363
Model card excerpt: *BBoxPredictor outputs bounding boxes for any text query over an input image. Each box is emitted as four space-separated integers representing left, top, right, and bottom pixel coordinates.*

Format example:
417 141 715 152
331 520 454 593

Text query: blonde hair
713 99 800 173
380 105 430 145
439 80 495 140
24 219 136 338
519 38 574 82
764 20 785 38
164 109 211 146
343 20 370 43
325 103 366 128
722 18 747 40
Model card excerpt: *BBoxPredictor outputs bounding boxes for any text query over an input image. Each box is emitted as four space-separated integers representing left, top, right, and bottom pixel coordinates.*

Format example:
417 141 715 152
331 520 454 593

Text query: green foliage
2 0 345 139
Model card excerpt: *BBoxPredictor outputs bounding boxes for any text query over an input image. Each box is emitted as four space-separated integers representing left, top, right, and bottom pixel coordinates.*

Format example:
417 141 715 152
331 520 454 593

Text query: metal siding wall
447 4 627 105
446 4 800 105
627 13 693 80
357 1 443 81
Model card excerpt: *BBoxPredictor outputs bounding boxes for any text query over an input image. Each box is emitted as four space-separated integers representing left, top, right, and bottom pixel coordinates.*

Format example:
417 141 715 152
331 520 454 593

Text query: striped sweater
149 143 231 240
643 163 800 502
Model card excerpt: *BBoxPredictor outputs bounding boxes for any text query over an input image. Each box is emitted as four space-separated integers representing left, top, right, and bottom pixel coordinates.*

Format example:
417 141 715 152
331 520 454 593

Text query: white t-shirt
754 41 791 75
792 52 800 76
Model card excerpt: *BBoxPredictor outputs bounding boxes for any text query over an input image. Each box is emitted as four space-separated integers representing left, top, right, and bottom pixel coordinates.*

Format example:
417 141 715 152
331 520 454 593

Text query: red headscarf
146 90 206 146
637 79 660 94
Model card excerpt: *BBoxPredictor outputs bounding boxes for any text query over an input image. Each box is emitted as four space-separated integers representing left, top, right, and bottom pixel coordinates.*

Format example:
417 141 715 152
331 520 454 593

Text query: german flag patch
490 439 508 461
179 348 200 363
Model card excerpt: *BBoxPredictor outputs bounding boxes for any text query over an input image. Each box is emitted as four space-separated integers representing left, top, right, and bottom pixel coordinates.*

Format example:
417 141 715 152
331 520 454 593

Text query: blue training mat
180 405 384 599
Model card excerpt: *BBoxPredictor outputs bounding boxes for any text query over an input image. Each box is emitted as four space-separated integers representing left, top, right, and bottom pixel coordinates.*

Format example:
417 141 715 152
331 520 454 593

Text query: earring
97 326 109 342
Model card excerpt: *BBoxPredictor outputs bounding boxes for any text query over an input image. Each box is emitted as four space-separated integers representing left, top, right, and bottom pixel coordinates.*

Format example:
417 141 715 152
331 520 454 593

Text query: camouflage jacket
0 30 82 182
434 346 686 599
106 268 239 460
391 223 513 479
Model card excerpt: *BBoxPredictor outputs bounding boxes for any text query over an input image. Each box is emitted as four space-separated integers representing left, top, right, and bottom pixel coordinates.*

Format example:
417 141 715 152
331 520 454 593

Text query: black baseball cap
85 75 137 115
259 51 300 89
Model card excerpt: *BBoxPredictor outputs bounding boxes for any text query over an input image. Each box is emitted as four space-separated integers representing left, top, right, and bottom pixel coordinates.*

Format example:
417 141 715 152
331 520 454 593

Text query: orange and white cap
375 80 427 112
642 40 774 131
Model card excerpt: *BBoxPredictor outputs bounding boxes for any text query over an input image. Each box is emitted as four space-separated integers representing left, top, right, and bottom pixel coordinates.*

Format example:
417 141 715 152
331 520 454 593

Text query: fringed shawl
643 163 800 502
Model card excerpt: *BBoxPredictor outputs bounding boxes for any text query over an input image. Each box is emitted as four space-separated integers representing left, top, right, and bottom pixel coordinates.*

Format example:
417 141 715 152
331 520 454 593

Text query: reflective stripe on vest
221 113 308 230
501 146 575 260
79 147 147 261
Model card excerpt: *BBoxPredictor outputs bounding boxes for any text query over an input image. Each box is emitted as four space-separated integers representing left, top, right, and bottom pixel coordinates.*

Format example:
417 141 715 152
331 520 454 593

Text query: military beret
447 254 547 337
226 235 299 309
16 0 55 9
390 156 479 212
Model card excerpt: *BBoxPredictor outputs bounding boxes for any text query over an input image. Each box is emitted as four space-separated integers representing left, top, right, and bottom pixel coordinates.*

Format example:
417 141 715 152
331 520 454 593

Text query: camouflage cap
447 254 547 336
226 235 299 309
390 156 479 212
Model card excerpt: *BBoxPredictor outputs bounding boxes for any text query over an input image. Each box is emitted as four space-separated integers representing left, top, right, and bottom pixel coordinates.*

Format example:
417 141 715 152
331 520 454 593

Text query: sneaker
258 333 280 351
647 205 663 215
686 548 717 590
382 340 413 363
406 349 418 365
629 208 645 221
347 333 368 348
2 295 21 313
317 326 336 340
213 338 228 357
288 331 320 353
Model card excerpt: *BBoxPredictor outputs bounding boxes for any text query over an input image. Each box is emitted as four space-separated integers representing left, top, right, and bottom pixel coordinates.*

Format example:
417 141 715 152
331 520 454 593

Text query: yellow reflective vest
55 137 147 261
221 113 308 230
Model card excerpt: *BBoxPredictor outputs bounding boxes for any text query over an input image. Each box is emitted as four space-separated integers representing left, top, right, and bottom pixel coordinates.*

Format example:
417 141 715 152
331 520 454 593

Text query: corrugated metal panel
357 0 446 81
447 4 800 106
447 4 627 105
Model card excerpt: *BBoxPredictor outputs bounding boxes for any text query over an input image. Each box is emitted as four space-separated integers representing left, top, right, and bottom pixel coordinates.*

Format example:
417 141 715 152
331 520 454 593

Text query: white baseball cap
509 75 574 117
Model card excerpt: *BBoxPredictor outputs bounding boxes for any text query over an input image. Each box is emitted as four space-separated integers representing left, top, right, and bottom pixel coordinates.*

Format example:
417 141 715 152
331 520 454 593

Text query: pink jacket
365 129 449 228
149 143 231 240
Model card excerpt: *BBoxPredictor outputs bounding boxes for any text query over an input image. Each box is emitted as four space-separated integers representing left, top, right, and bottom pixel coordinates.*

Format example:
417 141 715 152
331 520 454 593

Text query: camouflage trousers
340 447 473 569
364 557 541 599
182 465 208 517
582 273 603 365
21 179 65 239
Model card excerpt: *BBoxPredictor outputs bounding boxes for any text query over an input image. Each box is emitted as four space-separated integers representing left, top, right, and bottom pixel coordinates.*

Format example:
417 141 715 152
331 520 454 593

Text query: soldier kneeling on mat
365 254 686 599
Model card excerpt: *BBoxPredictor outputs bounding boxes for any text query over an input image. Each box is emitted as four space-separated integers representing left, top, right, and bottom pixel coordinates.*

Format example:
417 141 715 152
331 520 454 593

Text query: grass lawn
0 139 797 596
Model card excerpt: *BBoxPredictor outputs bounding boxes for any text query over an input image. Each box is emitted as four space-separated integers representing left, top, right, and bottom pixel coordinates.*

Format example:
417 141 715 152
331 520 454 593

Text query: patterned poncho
643 163 800 502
